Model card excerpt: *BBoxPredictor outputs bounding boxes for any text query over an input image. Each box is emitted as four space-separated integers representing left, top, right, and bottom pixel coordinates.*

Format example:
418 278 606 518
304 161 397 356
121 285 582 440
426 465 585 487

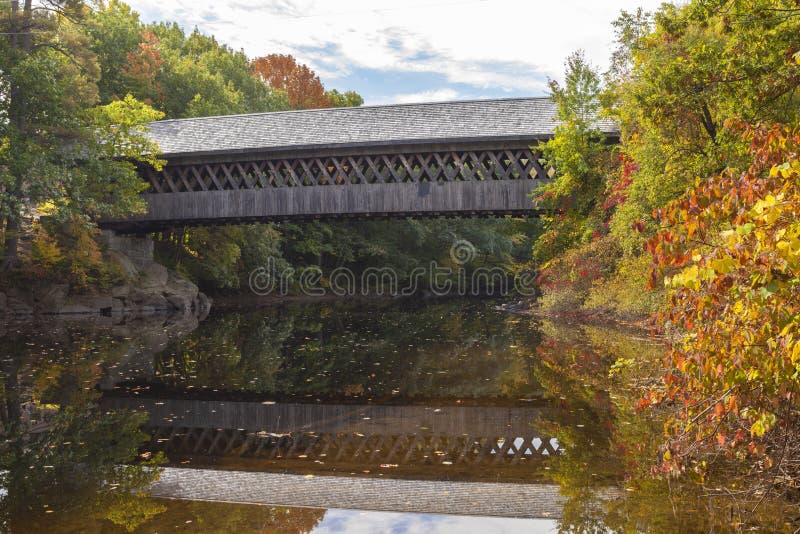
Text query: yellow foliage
31 226 64 272
647 123 800 467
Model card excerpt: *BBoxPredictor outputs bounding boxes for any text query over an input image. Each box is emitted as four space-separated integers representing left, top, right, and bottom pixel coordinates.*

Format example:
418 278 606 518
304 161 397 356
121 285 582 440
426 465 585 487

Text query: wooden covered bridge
102 97 617 232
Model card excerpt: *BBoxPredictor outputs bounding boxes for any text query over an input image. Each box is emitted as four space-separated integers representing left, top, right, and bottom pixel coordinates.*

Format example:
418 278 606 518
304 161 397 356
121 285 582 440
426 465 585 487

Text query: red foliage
603 152 637 212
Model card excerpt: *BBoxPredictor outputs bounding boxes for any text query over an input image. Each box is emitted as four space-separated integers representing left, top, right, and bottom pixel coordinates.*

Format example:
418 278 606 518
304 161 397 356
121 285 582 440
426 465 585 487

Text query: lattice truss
144 149 550 193
146 427 560 465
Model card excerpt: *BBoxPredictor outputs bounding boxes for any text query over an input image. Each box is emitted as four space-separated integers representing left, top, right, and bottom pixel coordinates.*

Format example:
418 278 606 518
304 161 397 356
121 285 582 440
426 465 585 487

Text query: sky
312 509 558 533
126 0 668 106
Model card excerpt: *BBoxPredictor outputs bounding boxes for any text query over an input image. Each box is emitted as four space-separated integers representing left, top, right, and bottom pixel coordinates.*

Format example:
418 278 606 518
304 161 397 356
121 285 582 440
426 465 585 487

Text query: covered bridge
102 97 617 232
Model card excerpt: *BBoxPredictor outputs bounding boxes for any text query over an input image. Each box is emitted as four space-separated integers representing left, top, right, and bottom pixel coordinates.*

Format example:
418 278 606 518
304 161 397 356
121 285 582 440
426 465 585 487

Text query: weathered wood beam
102 180 543 232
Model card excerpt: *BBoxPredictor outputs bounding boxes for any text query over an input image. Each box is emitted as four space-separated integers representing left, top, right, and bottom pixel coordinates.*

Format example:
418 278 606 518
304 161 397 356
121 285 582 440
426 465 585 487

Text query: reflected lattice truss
144 148 549 193
146 427 560 465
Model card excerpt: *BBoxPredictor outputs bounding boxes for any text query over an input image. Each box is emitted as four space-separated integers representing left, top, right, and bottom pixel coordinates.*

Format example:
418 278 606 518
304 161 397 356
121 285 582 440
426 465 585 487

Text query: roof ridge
153 96 554 125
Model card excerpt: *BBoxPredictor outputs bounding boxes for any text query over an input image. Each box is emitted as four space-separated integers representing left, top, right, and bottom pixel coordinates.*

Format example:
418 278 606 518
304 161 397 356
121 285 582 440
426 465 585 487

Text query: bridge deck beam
103 179 542 232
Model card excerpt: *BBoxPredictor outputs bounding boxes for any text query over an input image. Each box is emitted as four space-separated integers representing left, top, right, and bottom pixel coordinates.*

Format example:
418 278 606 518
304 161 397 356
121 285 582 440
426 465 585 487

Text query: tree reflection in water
533 320 797 533
0 320 176 532
145 300 545 402
0 303 797 532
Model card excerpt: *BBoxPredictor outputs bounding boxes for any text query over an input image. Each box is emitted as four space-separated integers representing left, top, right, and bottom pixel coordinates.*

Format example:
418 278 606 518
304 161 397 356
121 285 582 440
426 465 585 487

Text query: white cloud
313 509 559 534
127 0 668 103
375 88 462 105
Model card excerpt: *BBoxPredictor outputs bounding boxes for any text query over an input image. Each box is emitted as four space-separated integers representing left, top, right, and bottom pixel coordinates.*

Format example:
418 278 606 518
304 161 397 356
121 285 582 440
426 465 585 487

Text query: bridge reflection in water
102 397 558 474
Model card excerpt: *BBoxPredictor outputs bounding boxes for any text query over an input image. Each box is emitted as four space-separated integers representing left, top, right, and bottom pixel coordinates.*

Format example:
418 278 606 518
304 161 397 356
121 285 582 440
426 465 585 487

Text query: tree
538 0 800 317
85 0 144 103
88 4 292 118
327 89 364 108
606 0 800 255
0 1 162 269
251 54 332 109
533 51 613 264
120 29 165 104
646 122 800 491
597 1 800 488
530 52 625 314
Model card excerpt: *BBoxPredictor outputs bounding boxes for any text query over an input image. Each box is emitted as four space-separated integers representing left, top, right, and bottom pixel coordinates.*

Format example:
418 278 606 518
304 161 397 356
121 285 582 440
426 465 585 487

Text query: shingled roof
148 97 619 158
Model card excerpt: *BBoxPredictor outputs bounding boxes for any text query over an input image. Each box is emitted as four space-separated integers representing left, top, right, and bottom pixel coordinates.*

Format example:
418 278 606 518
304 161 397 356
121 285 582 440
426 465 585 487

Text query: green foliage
67 95 164 221
0 2 167 275
606 0 800 255
291 217 532 295
154 217 533 293
155 224 286 290
531 52 631 316
147 27 291 117
534 51 613 265
327 88 365 108
85 0 146 104
88 3 291 118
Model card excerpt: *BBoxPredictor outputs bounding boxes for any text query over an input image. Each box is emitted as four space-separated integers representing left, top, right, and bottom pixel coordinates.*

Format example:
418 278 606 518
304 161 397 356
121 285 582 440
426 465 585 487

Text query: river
0 299 794 532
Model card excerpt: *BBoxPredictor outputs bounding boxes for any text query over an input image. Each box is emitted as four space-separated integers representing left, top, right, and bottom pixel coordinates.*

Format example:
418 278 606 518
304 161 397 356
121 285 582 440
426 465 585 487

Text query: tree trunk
2 218 20 270
0 355 22 431
20 1 32 53
2 1 31 271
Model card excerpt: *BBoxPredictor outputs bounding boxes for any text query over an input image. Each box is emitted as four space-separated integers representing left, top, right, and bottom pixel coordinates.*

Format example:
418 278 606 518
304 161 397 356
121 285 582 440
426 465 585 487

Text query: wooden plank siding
101 144 547 233
103 179 542 232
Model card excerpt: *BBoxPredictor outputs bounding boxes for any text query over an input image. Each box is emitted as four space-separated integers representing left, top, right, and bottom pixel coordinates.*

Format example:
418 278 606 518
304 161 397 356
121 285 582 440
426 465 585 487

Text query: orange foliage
251 54 330 109
122 29 165 104
646 122 800 477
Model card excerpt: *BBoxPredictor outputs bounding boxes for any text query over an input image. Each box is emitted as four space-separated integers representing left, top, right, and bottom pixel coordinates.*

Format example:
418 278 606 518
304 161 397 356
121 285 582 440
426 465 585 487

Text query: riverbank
526 304 659 335
490 295 659 336
0 232 211 321
0 270 211 320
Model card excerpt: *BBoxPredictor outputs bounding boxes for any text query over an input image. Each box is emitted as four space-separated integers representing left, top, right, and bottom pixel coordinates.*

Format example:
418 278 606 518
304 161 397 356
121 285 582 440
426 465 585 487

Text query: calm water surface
0 299 794 532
